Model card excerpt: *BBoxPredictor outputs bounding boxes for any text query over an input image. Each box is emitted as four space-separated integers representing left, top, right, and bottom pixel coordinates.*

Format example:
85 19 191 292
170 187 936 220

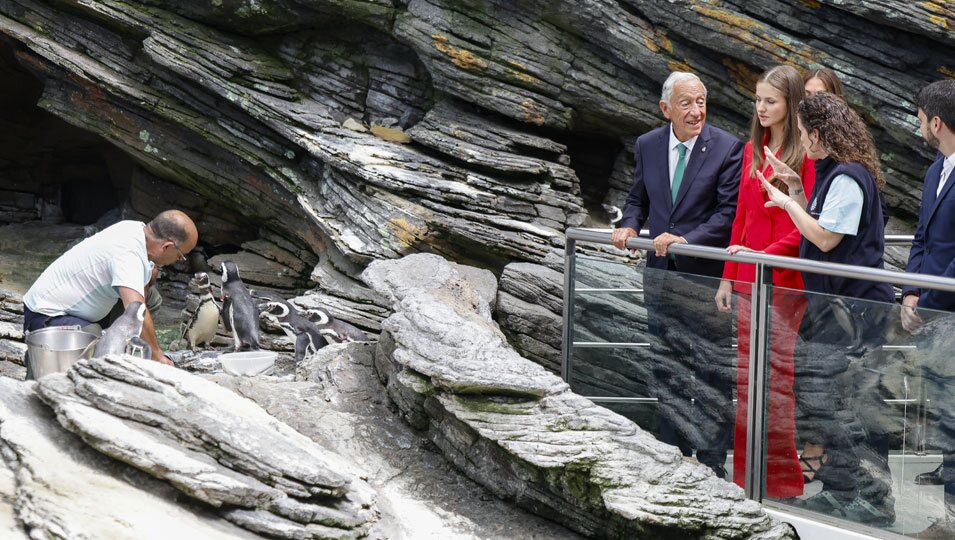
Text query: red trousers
733 291 806 498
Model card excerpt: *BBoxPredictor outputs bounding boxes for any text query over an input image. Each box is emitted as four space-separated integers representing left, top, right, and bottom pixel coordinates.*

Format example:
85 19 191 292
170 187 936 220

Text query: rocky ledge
34 355 380 539
362 253 795 539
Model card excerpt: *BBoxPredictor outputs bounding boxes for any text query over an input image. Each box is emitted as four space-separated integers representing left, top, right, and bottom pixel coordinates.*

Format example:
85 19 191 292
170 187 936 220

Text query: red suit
723 141 815 498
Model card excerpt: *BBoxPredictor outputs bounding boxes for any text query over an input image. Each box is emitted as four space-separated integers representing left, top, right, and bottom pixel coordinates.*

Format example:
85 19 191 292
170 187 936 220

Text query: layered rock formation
35 355 380 539
362 253 795 539
0 376 263 539
1 1 947 287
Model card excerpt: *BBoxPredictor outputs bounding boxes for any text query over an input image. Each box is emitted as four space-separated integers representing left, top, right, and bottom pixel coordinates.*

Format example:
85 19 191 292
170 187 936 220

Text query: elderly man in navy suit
612 71 743 478
901 80 955 539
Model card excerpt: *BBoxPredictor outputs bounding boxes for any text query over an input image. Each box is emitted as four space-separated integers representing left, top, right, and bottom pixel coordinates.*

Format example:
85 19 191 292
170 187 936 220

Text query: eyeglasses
168 240 186 262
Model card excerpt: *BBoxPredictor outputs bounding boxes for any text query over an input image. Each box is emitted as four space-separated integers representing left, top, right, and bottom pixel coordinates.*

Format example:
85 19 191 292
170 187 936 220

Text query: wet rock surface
362 253 795 539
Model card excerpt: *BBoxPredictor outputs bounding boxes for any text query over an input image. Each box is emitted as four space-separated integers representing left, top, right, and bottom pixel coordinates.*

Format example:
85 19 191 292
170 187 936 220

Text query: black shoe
839 495 895 527
797 489 844 515
915 464 944 486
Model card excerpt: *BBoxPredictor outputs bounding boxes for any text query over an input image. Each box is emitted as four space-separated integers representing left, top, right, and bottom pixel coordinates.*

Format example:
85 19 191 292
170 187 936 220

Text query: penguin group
254 291 369 364
172 260 368 363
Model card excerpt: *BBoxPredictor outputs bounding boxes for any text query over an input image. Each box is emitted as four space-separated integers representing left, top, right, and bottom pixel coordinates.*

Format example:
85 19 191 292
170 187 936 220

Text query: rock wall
1 1 949 283
362 253 795 540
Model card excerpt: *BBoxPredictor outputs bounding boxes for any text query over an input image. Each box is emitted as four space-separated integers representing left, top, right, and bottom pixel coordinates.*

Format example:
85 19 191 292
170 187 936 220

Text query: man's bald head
147 210 198 252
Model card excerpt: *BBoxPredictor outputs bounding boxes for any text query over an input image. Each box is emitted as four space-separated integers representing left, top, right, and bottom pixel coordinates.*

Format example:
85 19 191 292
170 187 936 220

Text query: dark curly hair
797 92 885 189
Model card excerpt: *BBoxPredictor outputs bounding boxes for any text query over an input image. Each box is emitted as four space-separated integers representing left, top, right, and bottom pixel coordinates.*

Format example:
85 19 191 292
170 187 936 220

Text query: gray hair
661 71 706 103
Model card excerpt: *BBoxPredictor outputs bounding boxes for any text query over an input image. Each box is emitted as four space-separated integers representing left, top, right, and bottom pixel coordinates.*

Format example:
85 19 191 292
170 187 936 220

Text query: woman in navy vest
760 92 895 526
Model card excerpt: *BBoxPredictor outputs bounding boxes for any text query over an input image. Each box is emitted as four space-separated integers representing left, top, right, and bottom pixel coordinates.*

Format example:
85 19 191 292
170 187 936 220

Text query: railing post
744 263 772 500
560 236 577 382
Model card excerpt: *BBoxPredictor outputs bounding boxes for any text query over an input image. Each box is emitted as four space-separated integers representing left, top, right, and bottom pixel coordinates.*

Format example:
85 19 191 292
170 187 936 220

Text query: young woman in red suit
714 65 816 498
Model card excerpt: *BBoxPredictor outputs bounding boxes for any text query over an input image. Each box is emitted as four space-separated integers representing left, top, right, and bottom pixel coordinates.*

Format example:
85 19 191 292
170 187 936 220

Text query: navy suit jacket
618 123 743 278
903 156 955 311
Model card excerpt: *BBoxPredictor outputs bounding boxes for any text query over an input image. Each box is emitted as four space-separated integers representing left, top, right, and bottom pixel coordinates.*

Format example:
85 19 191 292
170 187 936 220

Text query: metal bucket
24 326 99 379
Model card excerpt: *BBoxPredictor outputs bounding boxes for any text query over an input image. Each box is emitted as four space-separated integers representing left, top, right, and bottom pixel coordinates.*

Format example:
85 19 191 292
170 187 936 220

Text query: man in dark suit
901 80 955 539
612 72 743 478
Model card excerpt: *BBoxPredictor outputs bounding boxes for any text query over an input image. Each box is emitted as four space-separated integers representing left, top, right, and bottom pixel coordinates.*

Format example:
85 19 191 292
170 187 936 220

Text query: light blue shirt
24 221 151 321
818 174 864 235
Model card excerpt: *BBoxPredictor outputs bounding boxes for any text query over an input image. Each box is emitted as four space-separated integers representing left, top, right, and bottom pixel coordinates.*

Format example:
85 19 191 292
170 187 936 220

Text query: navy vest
798 158 893 303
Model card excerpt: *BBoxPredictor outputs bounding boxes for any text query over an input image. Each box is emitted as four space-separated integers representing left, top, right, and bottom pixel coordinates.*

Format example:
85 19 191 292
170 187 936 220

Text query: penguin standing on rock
180 272 220 350
257 296 327 363
220 261 259 351
305 307 370 344
94 301 152 359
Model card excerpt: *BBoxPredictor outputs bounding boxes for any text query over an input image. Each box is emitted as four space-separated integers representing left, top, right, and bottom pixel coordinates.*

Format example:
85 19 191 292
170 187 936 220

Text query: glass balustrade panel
570 254 748 481
765 285 955 537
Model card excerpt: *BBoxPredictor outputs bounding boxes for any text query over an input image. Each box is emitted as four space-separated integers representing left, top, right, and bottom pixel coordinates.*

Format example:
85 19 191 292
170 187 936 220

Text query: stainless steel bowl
24 326 98 379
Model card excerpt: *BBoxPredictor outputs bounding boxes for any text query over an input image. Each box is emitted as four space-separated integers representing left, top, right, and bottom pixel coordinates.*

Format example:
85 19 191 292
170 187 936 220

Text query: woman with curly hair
761 92 895 526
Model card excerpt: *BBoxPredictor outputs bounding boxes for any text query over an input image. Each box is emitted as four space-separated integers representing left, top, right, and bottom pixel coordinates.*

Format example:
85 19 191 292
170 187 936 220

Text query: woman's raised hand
763 147 802 189
757 170 793 210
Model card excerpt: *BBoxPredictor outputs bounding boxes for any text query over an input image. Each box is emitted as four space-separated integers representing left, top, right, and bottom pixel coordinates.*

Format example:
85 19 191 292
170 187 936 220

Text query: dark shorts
23 307 94 333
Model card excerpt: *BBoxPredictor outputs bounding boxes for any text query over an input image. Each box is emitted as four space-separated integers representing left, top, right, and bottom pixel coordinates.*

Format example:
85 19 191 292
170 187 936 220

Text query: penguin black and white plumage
304 307 370 344
601 203 623 225
220 261 259 351
94 301 152 359
180 272 220 351
257 296 327 364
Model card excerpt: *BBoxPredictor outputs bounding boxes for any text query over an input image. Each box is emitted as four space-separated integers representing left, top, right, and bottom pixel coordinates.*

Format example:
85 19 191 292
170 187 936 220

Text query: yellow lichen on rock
431 34 488 71
387 216 428 249
370 125 412 144
644 28 673 54
722 58 761 93
505 60 539 84
520 99 546 126
667 60 693 74
939 66 955 79
694 5 764 32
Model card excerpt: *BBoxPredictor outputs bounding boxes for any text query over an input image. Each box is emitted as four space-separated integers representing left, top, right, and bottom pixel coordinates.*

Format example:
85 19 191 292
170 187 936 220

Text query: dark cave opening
0 38 129 228
560 133 624 225
0 39 298 303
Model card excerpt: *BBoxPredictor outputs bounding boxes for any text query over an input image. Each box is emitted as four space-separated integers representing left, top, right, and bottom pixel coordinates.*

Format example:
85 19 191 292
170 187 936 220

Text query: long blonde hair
749 65 806 193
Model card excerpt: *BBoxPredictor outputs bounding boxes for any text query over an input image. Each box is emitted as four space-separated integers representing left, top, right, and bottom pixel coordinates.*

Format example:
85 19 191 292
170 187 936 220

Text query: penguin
830 297 865 357
93 301 152 359
304 307 370 344
220 261 260 351
180 272 220 351
601 203 623 225
257 295 327 363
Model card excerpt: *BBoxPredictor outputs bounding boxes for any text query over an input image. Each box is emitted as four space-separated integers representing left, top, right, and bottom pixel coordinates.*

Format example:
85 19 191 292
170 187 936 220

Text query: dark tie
672 143 688 202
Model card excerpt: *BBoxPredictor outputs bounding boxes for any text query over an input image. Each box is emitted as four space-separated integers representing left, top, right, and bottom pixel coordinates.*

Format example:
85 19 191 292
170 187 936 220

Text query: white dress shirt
937 151 955 198
668 125 699 189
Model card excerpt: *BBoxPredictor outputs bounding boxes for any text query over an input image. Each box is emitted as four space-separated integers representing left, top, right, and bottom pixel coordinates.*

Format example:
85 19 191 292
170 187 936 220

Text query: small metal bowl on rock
218 351 277 376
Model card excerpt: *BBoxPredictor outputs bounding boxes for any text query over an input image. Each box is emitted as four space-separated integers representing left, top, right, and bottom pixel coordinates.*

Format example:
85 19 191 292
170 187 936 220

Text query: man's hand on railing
715 280 733 312
901 294 923 333
652 232 687 257
611 227 638 250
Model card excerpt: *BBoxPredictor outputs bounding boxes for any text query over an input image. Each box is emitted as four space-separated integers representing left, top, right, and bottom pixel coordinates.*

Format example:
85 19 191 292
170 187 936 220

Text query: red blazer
722 141 816 293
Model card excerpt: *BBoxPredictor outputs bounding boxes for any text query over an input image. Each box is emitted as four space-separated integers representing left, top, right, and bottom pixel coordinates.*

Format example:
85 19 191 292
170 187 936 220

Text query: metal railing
561 228 950 538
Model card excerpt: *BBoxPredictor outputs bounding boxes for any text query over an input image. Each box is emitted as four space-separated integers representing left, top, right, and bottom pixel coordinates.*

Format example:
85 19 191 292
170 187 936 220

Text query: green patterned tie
672 143 688 202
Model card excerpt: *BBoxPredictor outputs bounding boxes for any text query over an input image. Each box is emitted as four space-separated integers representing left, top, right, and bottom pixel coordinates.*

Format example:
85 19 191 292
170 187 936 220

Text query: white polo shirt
24 221 152 321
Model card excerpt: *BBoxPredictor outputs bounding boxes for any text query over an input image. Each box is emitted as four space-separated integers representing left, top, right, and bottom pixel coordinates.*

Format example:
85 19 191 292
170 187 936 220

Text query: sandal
799 453 828 483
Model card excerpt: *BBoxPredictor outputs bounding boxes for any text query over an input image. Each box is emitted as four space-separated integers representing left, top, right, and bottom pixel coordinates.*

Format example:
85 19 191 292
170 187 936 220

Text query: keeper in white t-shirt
23 210 198 368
